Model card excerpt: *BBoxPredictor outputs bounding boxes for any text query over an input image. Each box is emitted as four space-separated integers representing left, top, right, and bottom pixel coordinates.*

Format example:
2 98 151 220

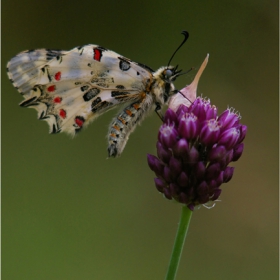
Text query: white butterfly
7 32 189 157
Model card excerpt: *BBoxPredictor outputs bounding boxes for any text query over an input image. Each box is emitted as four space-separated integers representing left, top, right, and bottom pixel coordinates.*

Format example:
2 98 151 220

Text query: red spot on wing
59 109 67 119
75 116 85 127
47 85 56 92
93 48 102 61
53 96 62 103
54 72 61 81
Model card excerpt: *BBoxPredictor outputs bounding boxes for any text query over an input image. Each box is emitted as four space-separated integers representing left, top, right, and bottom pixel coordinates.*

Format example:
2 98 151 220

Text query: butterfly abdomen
108 93 154 157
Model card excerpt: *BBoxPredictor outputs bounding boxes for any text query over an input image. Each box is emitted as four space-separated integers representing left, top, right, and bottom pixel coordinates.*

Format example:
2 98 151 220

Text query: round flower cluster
147 97 247 210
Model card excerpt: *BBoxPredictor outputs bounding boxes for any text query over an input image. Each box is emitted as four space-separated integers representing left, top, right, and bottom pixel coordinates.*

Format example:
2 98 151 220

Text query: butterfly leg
155 102 164 121
107 93 153 157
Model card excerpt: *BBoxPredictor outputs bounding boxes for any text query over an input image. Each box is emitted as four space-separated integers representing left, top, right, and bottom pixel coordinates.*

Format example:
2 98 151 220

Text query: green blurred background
2 0 278 279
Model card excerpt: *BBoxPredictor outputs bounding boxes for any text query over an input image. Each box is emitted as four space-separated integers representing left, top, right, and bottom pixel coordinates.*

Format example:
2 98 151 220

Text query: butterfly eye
165 69 173 79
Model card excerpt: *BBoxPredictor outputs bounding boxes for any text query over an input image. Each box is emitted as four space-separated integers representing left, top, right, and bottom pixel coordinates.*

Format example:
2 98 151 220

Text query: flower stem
165 206 193 280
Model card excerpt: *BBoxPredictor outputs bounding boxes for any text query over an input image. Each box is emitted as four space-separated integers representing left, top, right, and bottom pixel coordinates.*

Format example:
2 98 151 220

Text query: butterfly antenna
167 31 189 66
175 67 195 104
178 90 193 104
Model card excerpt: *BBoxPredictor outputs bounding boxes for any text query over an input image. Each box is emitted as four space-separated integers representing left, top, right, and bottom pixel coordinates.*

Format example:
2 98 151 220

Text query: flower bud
158 123 178 148
232 143 244 161
200 119 221 146
218 109 239 131
223 167 235 183
178 113 198 140
154 178 166 192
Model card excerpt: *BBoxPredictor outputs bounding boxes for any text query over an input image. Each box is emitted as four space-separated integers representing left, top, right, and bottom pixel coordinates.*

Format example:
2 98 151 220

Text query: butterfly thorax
149 66 178 106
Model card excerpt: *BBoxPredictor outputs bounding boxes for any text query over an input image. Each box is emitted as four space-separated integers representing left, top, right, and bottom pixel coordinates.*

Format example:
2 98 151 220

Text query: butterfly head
162 65 183 82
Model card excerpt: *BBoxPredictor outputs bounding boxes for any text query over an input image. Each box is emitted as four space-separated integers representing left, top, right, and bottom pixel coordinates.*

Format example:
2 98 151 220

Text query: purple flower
147 55 247 210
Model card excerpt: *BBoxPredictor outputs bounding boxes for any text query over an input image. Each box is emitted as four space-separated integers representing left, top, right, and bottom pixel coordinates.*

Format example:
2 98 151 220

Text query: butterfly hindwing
7 45 153 135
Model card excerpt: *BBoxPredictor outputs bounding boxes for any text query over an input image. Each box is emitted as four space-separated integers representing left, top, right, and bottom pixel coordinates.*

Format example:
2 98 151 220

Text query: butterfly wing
7 45 153 135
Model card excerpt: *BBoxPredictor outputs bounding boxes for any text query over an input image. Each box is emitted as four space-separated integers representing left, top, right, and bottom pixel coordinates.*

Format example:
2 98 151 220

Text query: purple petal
176 104 189 119
177 171 189 187
187 203 195 211
237 125 247 144
147 154 164 175
218 109 239 131
164 108 178 126
193 161 206 181
211 188 222 200
162 166 172 183
215 171 224 187
208 180 217 192
208 145 227 162
158 123 178 148
218 127 240 149
206 105 217 120
197 181 209 195
223 166 235 183
200 119 221 146
225 149 234 165
170 183 180 196
186 186 194 198
172 138 189 159
206 163 221 180
157 142 172 163
169 156 182 177
187 146 200 165
232 143 244 161
198 194 210 204
178 113 199 140
190 98 207 122
154 178 166 192
163 187 172 200
178 192 189 204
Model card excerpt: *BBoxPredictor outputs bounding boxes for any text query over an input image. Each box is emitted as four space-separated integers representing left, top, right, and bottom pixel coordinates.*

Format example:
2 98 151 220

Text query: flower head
147 55 247 210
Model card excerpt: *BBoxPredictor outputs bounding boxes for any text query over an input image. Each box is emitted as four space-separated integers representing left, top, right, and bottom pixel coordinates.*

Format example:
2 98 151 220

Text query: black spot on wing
19 96 38 107
97 46 107 51
135 62 154 73
83 88 100 101
91 97 102 110
77 45 85 50
111 91 128 97
118 57 131 71
92 100 112 113
39 111 49 119
96 83 109 88
91 78 98 83
81 85 89 92
46 49 63 61
51 123 61 134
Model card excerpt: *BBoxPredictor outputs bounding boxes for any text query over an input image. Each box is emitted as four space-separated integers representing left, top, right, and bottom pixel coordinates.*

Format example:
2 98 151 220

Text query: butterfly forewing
7 45 154 136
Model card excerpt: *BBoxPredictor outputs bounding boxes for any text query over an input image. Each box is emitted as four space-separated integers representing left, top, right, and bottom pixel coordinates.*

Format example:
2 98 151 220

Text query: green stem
165 206 193 280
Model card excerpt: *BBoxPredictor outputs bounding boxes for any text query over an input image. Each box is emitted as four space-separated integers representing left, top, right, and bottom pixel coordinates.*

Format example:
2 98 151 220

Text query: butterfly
7 31 189 157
